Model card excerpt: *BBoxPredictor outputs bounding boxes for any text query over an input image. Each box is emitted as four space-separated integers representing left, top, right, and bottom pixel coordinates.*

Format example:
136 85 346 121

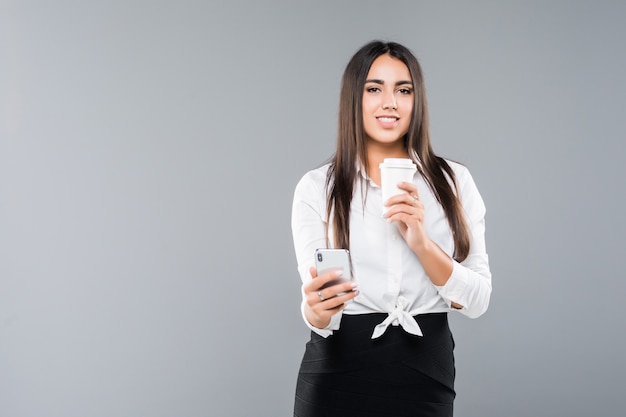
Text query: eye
366 86 381 93
397 87 413 95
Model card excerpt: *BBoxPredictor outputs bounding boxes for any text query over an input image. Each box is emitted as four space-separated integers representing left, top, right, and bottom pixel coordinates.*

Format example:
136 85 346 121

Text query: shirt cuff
300 299 342 338
434 260 469 309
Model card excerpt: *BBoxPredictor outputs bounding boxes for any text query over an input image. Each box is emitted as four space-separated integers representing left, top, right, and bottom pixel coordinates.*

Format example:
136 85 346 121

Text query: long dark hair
326 40 470 262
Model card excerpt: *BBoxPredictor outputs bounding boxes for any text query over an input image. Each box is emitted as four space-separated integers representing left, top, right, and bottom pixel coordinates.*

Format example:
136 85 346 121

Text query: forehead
366 54 411 80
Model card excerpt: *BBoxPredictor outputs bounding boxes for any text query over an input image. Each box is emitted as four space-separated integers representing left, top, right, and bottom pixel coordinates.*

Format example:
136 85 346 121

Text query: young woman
291 41 492 417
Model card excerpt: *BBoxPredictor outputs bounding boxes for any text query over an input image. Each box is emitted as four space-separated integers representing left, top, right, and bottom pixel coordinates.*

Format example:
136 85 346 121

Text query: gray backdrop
1 1 625 416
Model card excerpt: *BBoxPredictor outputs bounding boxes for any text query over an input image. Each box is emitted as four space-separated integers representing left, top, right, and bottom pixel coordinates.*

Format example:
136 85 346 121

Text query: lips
376 116 399 128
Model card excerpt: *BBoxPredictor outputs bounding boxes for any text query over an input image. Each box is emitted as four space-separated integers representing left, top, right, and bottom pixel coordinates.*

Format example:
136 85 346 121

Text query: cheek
401 102 414 120
362 96 376 113
362 114 375 136
361 100 377 122
400 96 414 110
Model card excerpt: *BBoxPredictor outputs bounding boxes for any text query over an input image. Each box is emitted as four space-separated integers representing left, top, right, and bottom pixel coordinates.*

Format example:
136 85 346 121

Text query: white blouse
291 160 492 339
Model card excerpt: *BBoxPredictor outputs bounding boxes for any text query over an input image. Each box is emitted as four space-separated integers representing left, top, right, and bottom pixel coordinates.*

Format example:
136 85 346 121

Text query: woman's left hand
383 181 428 253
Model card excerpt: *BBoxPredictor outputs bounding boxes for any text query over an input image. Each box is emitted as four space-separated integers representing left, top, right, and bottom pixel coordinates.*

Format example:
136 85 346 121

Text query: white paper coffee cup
379 158 417 214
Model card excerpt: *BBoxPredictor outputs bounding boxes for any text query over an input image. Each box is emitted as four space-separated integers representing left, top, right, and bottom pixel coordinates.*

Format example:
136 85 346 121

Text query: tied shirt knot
371 296 423 339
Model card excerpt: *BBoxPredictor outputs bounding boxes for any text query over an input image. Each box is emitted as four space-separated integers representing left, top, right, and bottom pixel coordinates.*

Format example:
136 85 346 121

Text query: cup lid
379 158 416 168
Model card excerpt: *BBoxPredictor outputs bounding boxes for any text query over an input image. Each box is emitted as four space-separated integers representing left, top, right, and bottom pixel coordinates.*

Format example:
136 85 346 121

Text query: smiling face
362 54 414 151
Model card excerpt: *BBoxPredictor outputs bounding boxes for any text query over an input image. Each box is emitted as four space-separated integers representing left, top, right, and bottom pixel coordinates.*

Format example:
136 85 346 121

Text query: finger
333 287 360 304
322 279 358 299
384 191 420 208
387 211 424 225
383 201 423 220
315 302 346 317
389 191 420 208
312 286 359 310
303 267 318 294
312 269 345 290
312 276 357 302
303 269 345 297
308 278 358 307
397 181 419 197
384 192 411 207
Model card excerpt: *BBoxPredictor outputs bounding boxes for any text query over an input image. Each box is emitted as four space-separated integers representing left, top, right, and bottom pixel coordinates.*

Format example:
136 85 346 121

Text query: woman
291 41 492 417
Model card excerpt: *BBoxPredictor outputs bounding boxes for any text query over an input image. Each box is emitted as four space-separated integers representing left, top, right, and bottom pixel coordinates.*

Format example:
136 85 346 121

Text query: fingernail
335 270 343 277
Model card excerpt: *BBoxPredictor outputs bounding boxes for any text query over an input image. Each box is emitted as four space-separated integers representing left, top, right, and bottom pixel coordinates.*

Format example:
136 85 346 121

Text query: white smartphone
314 248 354 290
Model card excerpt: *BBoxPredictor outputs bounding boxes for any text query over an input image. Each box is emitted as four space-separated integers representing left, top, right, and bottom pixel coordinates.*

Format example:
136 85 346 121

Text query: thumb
309 266 318 279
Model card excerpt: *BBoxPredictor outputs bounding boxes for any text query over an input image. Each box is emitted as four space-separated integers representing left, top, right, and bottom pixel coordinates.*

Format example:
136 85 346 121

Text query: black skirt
294 313 455 417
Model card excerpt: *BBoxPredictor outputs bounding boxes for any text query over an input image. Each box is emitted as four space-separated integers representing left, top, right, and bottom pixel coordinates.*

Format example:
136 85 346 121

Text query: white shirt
291 160 492 339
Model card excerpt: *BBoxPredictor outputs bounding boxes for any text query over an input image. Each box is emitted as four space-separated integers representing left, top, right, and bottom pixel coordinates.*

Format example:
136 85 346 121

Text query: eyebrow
365 79 413 86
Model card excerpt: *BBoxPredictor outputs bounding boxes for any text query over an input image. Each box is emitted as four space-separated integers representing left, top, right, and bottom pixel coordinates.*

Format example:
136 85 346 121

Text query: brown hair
326 40 470 262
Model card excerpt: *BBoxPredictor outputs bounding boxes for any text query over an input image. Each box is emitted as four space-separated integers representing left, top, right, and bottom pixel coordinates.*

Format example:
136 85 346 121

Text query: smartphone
314 248 354 290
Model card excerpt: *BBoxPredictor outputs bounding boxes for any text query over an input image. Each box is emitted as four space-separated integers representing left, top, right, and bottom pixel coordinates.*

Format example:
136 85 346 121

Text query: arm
384 166 491 317
291 170 358 336
438 166 491 317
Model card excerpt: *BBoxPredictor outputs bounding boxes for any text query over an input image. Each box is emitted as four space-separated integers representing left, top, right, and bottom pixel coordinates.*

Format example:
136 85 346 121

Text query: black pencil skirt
293 313 455 417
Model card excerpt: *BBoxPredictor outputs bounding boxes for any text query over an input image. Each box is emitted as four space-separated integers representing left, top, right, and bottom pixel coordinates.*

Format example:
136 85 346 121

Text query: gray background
1 1 625 416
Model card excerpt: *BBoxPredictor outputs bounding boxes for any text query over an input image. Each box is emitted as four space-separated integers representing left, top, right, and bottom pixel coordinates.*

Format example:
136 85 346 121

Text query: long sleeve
291 166 343 337
435 166 492 318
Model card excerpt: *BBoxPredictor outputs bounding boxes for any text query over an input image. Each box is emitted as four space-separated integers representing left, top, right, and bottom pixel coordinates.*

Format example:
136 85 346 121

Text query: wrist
411 237 434 258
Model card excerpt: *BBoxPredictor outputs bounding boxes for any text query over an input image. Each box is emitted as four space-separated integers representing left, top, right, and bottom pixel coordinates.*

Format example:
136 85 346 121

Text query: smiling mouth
377 117 399 122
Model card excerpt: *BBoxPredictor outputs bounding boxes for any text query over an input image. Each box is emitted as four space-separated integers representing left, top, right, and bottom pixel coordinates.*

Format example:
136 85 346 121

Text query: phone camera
317 253 323 262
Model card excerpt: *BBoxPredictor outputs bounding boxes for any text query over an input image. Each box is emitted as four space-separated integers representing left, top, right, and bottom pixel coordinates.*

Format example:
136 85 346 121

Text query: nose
381 91 397 110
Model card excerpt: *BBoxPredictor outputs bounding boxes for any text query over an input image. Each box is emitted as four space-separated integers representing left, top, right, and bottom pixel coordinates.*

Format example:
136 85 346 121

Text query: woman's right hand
303 266 359 329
